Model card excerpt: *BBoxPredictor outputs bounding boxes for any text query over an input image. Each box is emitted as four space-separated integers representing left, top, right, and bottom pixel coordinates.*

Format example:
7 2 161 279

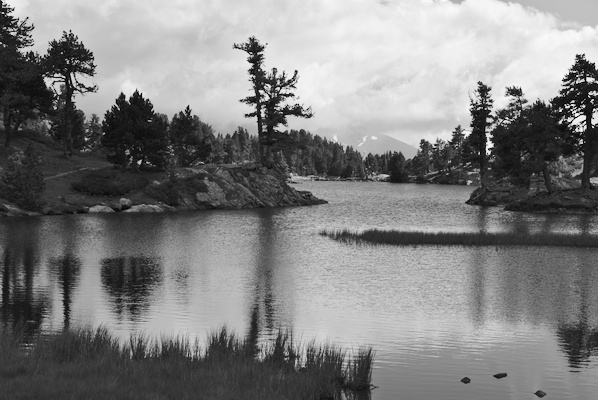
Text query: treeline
408 54 598 191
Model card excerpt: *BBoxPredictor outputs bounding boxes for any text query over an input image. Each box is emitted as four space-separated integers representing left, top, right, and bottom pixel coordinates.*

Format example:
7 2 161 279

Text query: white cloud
10 0 598 147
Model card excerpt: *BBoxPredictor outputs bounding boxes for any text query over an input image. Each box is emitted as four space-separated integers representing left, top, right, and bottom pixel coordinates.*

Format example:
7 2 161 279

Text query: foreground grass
320 228 598 248
0 326 374 400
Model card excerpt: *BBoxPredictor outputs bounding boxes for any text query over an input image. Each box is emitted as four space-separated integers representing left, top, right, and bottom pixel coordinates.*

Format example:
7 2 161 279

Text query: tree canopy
102 91 169 170
44 30 97 156
0 1 52 147
553 54 598 189
234 36 313 166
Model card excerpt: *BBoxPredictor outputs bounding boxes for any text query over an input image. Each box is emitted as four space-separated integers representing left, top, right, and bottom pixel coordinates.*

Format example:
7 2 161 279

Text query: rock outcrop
466 176 598 213
0 164 327 217
161 164 327 211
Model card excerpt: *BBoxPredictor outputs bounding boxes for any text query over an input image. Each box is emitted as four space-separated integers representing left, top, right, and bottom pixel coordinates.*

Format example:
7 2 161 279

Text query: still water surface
1 182 598 399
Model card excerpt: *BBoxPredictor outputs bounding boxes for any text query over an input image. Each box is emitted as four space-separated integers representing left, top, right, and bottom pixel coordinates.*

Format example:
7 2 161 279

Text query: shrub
143 171 181 206
72 169 150 196
2 142 45 210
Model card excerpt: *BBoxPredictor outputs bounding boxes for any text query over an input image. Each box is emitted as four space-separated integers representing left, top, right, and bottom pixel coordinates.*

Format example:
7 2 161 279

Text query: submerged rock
460 377 471 384
534 390 547 398
493 373 507 379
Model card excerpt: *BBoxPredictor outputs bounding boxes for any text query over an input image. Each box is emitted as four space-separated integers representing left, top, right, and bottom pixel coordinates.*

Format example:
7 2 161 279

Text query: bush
72 169 150 196
143 172 181 206
2 142 45 210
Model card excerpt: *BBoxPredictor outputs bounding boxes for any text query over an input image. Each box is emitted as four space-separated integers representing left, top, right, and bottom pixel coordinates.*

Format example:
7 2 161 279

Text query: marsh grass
0 325 375 400
320 228 598 248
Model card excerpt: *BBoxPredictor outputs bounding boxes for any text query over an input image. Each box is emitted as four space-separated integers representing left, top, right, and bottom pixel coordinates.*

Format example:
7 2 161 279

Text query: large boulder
88 205 116 213
122 204 165 213
119 198 133 210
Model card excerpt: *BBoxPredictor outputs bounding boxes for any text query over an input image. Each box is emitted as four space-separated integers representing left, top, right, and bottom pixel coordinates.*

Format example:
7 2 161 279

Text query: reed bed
320 228 598 248
0 325 375 400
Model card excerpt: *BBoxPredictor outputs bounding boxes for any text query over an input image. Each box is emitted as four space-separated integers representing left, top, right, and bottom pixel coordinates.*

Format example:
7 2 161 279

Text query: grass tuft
320 228 598 248
0 325 376 399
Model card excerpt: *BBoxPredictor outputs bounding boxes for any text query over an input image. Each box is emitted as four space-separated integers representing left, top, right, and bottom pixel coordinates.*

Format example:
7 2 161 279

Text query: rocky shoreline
0 164 327 217
466 177 598 214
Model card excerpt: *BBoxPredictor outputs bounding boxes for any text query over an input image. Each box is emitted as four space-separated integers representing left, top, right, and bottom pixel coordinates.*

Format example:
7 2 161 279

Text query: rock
110 203 122 212
493 373 507 379
122 204 164 213
119 198 133 210
460 377 471 384
88 205 116 213
0 203 33 216
159 204 178 212
534 390 547 398
42 206 63 216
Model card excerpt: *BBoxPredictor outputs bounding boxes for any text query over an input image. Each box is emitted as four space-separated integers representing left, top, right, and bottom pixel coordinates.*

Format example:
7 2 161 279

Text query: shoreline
0 164 327 218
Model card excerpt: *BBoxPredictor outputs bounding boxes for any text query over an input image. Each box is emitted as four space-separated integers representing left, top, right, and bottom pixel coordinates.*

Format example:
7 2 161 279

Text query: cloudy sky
10 0 598 147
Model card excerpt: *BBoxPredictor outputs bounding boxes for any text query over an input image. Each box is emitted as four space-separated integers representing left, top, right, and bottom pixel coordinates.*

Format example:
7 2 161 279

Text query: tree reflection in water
101 256 163 321
557 323 598 370
49 254 81 328
556 255 598 370
0 246 48 340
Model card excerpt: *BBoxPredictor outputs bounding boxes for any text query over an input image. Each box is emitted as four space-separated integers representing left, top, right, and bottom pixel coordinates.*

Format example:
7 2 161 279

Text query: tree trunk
542 162 554 193
479 130 487 188
581 112 594 190
255 87 264 165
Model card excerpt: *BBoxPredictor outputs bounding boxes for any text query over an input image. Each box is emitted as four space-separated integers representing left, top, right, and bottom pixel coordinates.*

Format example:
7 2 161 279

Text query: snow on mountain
355 134 418 159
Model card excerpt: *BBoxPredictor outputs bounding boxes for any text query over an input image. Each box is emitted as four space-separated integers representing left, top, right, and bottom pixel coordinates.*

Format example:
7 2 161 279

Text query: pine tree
553 54 598 189
469 81 493 186
44 30 97 156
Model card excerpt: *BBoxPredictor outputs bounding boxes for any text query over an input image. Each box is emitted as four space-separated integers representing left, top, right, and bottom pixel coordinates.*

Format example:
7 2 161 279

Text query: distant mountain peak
354 134 417 159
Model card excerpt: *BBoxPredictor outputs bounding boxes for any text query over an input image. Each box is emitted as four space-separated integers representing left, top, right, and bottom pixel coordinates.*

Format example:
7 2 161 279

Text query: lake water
1 182 598 399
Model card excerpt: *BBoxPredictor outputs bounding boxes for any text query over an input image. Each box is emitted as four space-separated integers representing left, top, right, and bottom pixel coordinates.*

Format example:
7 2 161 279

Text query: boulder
122 204 165 213
88 205 116 213
42 206 63 216
119 198 133 210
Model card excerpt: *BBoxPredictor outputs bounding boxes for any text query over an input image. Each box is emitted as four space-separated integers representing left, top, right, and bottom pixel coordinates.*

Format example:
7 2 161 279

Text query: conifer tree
553 54 598 189
469 81 493 186
45 30 97 156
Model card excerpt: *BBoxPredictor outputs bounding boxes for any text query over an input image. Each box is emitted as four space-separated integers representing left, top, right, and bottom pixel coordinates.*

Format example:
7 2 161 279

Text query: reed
0 325 375 400
320 228 598 248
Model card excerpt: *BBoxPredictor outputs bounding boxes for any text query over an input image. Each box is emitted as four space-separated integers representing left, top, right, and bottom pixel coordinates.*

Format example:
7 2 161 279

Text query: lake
1 182 598 399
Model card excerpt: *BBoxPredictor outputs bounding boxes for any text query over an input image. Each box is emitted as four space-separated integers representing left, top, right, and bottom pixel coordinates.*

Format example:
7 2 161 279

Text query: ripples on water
1 182 598 399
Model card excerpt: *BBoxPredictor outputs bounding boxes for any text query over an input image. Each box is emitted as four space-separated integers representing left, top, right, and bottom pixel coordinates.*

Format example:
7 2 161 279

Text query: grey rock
88 205 116 213
119 198 133 210
122 204 164 213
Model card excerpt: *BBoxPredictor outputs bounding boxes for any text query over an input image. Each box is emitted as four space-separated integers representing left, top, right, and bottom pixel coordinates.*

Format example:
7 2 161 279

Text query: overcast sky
10 0 598 147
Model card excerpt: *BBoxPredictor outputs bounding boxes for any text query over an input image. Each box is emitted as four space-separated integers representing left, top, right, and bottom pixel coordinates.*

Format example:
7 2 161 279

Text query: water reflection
100 256 163 321
246 210 282 351
49 254 81 328
556 253 598 370
0 246 48 338
466 246 598 369
557 323 598 370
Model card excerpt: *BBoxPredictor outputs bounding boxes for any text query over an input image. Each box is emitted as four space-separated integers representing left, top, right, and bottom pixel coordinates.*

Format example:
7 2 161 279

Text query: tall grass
320 228 598 248
0 325 375 400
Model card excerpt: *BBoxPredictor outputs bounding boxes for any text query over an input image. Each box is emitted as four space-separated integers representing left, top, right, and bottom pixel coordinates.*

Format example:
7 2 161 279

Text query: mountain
354 134 418 160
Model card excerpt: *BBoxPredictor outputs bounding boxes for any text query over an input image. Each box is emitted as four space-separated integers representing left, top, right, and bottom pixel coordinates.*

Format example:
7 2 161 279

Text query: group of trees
405 53 598 192
1 1 97 154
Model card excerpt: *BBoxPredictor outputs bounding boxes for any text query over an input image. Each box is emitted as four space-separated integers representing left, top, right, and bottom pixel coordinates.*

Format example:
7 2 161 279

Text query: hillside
0 129 326 216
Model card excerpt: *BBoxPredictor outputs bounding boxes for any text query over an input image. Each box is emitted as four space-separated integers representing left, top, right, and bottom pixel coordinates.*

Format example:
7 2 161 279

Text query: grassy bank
320 228 598 248
0 325 374 400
